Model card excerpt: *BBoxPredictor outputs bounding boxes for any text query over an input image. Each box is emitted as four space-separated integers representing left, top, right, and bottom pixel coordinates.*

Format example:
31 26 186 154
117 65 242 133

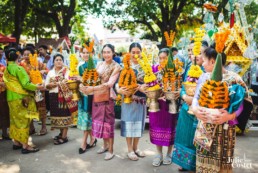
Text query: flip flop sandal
135 149 146 158
127 152 139 161
97 147 109 154
152 155 163 167
54 138 68 145
21 147 40 154
104 152 114 160
163 155 172 165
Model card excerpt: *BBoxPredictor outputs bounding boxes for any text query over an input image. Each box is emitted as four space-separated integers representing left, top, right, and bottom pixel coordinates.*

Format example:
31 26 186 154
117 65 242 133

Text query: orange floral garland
164 30 175 47
29 53 42 84
29 53 38 68
30 70 43 84
118 53 137 89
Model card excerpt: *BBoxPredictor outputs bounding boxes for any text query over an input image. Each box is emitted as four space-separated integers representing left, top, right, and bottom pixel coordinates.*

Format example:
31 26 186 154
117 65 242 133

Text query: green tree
31 0 77 38
0 0 30 43
31 0 105 38
245 1 258 25
0 0 105 43
0 0 14 35
103 0 232 47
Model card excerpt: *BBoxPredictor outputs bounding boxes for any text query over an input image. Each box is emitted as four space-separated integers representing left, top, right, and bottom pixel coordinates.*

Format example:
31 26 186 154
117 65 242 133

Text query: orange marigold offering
30 70 43 84
82 40 100 86
162 52 183 92
29 53 43 84
118 53 138 103
118 53 137 89
198 54 229 109
214 29 230 53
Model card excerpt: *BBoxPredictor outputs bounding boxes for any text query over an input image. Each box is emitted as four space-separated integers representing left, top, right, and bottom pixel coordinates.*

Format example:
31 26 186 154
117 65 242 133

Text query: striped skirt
121 100 146 138
92 99 115 138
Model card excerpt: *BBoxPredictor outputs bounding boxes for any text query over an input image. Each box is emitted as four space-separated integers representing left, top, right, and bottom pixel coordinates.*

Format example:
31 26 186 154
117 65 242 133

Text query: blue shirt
0 54 7 66
38 55 53 70
113 56 121 64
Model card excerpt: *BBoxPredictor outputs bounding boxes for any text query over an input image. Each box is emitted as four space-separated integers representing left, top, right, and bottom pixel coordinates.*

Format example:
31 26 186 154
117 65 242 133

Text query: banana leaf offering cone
198 53 229 109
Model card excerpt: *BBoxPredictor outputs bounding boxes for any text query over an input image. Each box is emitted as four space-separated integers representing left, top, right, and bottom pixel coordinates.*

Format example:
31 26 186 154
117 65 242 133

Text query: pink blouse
96 60 121 99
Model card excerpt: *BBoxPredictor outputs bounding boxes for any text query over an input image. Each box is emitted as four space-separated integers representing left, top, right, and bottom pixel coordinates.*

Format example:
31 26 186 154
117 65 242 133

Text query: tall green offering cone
211 53 222 82
87 55 95 70
166 49 175 70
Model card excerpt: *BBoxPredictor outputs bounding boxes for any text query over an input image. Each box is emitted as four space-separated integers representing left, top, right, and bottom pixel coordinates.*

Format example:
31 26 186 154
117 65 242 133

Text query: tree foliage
0 0 105 43
102 0 214 47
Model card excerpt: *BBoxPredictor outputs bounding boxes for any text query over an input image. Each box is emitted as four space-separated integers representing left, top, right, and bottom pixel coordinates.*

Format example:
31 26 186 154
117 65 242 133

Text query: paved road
0 121 258 173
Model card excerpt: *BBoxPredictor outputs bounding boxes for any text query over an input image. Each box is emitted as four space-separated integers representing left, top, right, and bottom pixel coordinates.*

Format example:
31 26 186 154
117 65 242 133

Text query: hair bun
5 48 19 61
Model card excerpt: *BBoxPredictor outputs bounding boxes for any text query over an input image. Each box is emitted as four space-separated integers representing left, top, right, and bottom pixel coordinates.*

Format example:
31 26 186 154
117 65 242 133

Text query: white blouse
45 67 69 93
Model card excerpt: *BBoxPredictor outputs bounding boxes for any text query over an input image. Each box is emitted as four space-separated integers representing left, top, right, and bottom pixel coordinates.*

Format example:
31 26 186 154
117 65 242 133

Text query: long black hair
129 42 142 52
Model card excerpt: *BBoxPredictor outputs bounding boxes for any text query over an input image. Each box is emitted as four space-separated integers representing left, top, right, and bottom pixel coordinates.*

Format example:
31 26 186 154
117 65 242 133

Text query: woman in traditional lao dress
192 47 246 173
117 43 148 161
4 48 44 154
148 48 178 166
20 47 48 135
172 43 206 171
77 46 97 154
80 44 121 160
45 54 77 145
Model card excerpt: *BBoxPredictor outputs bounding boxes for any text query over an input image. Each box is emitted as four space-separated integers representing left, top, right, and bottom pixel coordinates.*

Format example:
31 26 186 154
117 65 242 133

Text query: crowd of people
0 38 251 172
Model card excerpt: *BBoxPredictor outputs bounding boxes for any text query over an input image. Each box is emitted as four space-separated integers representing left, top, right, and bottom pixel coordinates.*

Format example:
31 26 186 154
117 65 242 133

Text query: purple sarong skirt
149 99 177 146
92 99 115 138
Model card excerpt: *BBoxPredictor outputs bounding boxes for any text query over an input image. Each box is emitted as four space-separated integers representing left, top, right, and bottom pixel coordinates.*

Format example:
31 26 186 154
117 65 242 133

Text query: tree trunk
159 21 177 48
58 26 72 38
36 0 76 38
12 0 29 44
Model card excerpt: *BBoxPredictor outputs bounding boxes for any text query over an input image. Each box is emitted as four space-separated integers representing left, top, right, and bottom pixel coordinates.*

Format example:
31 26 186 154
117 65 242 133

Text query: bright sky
85 16 106 40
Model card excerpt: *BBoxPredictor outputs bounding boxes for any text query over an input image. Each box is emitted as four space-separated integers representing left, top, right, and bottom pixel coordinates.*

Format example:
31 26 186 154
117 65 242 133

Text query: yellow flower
188 65 203 78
